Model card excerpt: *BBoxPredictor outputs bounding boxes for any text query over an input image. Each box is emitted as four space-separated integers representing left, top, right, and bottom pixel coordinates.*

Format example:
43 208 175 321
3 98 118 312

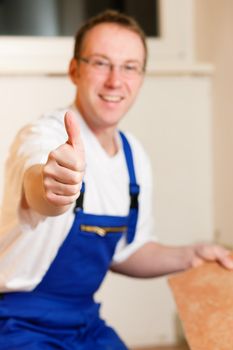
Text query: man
0 10 232 350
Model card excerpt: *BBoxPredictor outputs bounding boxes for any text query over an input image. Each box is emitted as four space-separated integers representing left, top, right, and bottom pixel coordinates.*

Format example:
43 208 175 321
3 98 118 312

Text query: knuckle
46 192 74 207
63 183 81 196
44 191 57 205
70 172 83 185
43 163 54 178
42 163 49 176
48 149 58 161
64 186 75 196
69 184 81 196
43 177 53 193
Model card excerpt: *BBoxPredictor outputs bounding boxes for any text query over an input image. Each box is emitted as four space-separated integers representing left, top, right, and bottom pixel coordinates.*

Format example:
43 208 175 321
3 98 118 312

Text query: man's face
71 23 145 131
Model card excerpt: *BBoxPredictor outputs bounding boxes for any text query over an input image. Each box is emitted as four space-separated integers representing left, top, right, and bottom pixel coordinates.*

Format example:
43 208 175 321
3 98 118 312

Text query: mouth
99 94 124 103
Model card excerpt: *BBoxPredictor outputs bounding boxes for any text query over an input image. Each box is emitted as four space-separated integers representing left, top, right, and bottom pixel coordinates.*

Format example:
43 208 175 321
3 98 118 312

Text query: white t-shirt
0 106 156 292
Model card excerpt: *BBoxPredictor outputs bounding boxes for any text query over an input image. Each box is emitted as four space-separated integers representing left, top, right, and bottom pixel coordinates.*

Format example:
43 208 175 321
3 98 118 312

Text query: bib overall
0 132 140 350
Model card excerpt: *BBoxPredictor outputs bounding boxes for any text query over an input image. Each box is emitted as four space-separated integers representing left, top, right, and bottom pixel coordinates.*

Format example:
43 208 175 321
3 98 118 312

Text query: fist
42 111 85 207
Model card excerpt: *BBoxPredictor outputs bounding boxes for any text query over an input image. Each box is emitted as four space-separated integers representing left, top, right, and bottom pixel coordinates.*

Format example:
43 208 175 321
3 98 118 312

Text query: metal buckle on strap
80 225 127 237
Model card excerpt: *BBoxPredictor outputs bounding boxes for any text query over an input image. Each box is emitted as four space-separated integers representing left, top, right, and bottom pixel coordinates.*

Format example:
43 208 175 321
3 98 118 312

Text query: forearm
111 241 233 278
111 242 193 278
23 164 71 216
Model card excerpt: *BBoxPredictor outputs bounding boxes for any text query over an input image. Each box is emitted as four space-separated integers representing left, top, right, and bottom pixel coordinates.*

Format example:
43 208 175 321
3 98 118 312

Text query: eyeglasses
77 55 144 78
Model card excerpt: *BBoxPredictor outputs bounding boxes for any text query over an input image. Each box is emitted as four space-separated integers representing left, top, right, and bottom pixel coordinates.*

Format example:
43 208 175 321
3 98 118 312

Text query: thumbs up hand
42 111 85 207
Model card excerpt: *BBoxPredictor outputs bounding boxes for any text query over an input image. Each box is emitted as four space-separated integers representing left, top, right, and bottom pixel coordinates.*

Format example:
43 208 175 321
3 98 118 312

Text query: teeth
101 95 122 102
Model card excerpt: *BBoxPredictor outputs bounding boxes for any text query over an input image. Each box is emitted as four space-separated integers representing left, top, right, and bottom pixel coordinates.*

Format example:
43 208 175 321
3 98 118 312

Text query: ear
69 58 79 84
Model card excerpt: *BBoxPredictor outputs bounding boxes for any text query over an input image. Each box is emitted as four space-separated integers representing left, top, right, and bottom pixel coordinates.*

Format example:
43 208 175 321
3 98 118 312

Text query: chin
102 116 123 127
102 111 125 124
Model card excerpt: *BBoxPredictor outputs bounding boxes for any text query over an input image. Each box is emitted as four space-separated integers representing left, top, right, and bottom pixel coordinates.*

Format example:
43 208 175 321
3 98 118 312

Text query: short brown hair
73 9 148 69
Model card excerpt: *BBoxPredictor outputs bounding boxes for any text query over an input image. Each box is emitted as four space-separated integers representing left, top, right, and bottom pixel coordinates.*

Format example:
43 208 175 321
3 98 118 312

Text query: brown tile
168 262 233 350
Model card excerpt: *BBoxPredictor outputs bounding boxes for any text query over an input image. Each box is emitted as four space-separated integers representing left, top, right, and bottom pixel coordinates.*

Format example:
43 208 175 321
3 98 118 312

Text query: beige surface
168 262 233 350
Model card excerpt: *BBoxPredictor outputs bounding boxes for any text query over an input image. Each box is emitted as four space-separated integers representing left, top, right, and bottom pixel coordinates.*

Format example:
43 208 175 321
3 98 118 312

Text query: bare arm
22 111 85 216
111 241 233 278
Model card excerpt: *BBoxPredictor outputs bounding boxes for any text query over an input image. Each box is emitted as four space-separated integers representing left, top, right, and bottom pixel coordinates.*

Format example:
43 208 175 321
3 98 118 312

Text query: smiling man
0 10 233 350
70 23 145 135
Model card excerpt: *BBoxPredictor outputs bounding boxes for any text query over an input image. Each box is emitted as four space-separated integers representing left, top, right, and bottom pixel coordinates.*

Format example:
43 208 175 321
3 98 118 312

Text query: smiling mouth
100 94 124 103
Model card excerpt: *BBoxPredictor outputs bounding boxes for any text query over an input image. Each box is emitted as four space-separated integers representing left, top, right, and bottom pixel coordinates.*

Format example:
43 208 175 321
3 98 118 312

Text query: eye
92 59 109 69
123 63 139 73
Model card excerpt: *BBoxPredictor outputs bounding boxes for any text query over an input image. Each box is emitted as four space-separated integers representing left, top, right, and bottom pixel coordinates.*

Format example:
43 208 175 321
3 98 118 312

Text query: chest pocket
80 224 128 237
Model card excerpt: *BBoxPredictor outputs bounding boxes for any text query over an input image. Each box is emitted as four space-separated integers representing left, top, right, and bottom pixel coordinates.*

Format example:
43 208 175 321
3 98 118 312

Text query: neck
74 101 119 156
92 126 118 156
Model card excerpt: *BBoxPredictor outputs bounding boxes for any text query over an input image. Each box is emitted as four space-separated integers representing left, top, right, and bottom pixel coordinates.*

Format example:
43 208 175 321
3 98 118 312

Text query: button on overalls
0 132 140 350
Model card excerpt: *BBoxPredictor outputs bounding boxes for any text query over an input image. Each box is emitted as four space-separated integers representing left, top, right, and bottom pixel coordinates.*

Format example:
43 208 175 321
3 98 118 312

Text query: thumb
64 110 81 151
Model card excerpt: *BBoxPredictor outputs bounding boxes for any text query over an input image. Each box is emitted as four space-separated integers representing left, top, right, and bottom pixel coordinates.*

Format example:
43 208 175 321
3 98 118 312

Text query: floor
133 344 189 350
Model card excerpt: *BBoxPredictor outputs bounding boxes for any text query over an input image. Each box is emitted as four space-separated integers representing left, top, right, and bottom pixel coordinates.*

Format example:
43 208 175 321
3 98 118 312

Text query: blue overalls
0 132 140 350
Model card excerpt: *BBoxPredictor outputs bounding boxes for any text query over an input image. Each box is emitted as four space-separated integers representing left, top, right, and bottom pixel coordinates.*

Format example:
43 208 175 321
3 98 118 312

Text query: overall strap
119 132 137 184
119 131 140 244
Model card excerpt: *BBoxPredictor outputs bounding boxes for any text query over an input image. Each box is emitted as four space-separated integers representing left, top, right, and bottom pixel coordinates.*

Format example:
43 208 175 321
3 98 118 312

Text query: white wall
195 0 233 248
0 70 213 347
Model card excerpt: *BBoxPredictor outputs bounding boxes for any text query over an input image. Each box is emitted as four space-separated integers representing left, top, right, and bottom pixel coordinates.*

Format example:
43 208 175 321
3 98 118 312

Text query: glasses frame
77 55 145 78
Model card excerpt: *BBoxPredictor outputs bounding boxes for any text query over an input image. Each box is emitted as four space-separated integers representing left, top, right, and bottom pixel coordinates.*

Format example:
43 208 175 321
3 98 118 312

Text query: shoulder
14 108 68 148
20 107 68 133
33 108 67 132
6 108 70 170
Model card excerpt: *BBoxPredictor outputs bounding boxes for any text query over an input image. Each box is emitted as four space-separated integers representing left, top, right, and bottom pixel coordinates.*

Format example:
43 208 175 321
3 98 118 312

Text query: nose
104 66 122 88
